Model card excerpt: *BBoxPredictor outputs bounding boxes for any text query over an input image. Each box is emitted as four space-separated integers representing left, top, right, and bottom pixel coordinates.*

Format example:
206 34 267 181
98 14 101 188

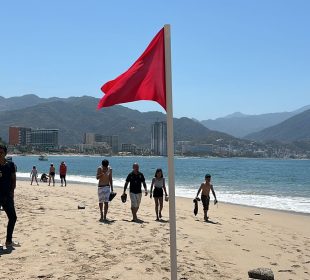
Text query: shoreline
8 153 310 160
17 176 310 216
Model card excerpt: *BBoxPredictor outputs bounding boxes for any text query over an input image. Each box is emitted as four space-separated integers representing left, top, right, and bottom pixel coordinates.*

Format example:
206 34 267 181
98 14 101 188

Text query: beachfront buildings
121 143 137 154
9 126 31 146
30 129 59 149
151 121 167 156
9 126 59 149
83 133 119 154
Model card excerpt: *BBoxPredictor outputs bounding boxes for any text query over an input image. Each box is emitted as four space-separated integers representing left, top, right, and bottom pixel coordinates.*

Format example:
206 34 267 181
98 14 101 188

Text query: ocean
11 155 310 214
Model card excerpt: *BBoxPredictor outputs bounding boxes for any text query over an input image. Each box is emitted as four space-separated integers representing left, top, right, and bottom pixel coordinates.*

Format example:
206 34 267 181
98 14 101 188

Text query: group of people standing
96 160 168 222
30 162 67 187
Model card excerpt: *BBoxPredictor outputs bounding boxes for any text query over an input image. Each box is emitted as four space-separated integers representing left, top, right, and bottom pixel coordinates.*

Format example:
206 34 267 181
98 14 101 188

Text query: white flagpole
164 24 177 280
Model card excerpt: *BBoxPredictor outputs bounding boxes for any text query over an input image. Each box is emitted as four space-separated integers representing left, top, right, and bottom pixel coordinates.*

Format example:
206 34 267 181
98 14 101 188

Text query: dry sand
0 180 309 280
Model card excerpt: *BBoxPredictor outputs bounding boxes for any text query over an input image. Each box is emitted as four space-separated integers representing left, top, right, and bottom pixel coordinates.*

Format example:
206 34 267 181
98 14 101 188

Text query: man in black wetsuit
123 163 148 222
0 144 17 248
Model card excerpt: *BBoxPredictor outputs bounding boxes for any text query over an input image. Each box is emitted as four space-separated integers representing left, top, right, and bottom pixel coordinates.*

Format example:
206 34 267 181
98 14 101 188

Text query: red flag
98 28 166 110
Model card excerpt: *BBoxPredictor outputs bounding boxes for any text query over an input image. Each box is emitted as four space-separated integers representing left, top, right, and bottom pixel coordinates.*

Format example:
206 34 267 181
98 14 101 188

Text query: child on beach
150 168 168 220
30 166 39 185
195 174 218 221
48 163 55 186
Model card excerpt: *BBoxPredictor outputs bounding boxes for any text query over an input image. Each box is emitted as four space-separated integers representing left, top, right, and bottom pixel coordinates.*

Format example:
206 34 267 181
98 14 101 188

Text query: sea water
11 155 310 214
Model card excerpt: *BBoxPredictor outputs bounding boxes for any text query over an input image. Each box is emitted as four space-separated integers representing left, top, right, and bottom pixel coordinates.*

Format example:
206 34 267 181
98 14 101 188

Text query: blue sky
0 0 309 120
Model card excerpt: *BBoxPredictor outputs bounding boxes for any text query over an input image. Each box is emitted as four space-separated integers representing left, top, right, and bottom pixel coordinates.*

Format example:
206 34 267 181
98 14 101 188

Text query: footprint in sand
242 248 250 252
124 266 132 271
145 267 154 273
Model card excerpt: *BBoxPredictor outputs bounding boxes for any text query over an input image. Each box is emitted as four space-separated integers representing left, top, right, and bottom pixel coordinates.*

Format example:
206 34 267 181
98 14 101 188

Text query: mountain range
1 95 309 148
246 109 310 142
0 95 235 146
201 105 310 138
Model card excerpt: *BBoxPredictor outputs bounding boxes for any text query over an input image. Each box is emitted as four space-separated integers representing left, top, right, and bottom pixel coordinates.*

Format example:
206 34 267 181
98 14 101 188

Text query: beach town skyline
1 0 309 120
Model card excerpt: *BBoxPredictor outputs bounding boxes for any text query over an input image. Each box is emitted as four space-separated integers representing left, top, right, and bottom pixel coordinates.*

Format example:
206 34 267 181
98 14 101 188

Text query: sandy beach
0 180 309 280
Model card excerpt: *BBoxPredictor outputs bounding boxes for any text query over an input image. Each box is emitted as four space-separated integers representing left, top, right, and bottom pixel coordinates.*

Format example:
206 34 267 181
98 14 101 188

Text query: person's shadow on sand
99 219 116 224
156 219 169 223
205 219 220 224
194 218 221 225
0 246 15 256
122 218 148 224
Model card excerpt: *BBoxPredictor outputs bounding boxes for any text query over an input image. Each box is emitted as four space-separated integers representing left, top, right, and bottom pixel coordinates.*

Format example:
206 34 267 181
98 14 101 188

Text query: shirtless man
96 159 113 222
195 174 218 221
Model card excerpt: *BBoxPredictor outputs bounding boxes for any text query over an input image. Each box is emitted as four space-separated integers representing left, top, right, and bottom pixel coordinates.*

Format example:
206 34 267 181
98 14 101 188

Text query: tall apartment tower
151 121 167 156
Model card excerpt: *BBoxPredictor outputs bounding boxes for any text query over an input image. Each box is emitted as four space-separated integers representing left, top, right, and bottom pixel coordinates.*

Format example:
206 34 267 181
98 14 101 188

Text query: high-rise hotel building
9 126 58 149
151 121 167 156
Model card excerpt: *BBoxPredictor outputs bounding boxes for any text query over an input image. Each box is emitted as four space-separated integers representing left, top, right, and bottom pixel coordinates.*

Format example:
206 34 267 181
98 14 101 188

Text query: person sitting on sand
96 159 113 222
123 163 148 222
150 168 168 221
48 163 55 186
40 173 48 183
30 166 39 185
195 174 218 221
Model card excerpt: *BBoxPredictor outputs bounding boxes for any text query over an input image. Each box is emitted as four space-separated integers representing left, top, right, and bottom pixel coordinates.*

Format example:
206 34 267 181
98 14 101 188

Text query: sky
0 0 309 120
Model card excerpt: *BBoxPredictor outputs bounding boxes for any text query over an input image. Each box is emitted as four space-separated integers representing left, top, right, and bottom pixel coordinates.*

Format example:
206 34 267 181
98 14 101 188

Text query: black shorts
60 174 66 179
153 187 163 198
50 172 55 177
201 195 210 210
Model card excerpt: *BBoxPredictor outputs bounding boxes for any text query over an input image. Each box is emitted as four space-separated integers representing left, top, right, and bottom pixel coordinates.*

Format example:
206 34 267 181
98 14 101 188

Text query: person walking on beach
123 163 148 222
195 174 218 221
0 144 18 248
59 161 67 187
150 168 168 220
30 166 39 185
48 163 55 186
96 159 113 222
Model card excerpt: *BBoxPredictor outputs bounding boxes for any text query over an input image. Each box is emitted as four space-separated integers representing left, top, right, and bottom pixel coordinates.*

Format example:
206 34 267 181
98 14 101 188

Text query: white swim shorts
98 185 111 203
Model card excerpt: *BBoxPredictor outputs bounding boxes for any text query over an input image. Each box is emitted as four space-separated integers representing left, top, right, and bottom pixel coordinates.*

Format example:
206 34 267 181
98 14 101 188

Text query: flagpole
164 24 177 280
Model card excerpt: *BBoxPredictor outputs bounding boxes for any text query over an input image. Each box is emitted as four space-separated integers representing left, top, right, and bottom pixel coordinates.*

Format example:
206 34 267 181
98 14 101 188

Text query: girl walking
150 168 168 220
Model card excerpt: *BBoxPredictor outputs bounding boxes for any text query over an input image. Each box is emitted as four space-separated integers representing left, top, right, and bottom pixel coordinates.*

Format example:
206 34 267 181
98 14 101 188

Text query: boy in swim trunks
196 174 218 221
